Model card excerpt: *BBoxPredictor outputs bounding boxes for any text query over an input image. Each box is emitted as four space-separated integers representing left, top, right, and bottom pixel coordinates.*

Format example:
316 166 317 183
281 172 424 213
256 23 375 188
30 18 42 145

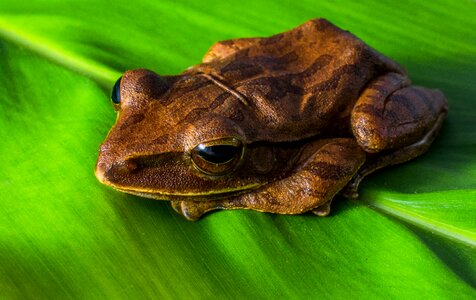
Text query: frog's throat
112 182 262 201
198 73 252 107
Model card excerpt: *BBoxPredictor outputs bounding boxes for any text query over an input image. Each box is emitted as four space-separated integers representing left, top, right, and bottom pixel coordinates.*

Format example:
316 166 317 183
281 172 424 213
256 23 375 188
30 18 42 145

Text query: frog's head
95 69 294 200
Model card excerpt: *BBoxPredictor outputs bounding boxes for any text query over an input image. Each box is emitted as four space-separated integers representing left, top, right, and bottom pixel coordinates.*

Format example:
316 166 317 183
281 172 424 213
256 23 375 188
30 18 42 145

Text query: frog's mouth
95 158 263 202
112 184 261 202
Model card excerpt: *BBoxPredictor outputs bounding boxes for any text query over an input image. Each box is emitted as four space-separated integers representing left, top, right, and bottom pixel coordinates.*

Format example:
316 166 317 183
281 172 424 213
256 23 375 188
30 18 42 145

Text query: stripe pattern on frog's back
196 19 405 143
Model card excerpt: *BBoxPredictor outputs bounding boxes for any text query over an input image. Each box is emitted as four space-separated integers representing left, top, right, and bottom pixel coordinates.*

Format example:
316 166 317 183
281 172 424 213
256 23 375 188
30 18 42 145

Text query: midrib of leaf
363 190 476 248
0 18 119 88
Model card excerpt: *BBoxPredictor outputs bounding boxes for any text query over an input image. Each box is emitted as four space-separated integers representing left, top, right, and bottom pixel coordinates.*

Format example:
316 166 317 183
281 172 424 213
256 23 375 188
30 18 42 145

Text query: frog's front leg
172 139 366 220
343 72 448 197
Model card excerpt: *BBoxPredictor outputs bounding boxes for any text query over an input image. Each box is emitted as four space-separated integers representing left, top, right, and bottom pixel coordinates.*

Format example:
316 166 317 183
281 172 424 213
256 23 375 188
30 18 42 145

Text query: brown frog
95 18 448 220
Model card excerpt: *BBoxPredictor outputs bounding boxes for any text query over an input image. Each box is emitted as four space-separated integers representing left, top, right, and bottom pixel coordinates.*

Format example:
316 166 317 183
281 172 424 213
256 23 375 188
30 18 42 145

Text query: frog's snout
94 163 107 184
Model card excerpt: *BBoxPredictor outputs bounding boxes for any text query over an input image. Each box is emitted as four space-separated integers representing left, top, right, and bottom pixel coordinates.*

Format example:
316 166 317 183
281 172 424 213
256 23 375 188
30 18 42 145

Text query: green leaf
1 0 475 298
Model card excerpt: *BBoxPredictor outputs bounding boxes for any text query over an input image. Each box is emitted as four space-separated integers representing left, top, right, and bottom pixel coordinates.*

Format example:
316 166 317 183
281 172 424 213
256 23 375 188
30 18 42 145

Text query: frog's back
197 18 405 142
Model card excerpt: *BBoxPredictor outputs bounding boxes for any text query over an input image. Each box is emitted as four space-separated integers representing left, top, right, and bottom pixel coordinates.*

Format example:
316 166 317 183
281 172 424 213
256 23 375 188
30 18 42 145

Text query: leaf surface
1 0 475 298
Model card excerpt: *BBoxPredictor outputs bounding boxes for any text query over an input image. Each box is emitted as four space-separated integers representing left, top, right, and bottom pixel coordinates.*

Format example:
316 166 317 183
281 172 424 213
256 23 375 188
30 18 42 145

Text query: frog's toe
180 204 206 221
340 182 360 199
170 201 201 221
170 201 183 214
311 201 332 217
170 201 219 221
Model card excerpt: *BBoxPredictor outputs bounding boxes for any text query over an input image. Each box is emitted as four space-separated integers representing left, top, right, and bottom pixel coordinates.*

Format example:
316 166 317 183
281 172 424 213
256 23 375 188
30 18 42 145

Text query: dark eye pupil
191 139 244 175
197 145 241 164
111 76 122 104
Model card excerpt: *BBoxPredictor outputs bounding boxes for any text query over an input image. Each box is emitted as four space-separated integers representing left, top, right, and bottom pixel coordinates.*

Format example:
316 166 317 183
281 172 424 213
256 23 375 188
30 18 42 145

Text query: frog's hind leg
343 112 446 198
172 139 366 221
344 72 448 197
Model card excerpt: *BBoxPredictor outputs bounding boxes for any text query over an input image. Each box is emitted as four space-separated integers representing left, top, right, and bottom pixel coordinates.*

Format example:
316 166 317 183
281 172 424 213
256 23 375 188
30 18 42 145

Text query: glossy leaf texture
1 0 475 298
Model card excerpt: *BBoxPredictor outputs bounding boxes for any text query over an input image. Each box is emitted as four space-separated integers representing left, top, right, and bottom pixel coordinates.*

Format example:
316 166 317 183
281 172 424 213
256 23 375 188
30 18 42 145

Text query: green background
1 0 475 298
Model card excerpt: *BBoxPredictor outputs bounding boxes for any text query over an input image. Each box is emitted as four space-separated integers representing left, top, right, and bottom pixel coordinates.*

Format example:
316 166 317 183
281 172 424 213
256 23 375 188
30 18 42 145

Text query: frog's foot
344 73 448 198
341 112 446 198
171 200 224 221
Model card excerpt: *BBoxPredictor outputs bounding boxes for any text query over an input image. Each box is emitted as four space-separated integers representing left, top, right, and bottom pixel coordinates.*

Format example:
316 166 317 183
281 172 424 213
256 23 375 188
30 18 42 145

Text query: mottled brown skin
95 18 448 220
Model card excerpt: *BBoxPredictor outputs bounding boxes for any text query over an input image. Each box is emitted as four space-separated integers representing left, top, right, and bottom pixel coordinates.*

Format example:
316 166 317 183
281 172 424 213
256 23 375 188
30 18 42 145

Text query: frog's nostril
115 161 138 174
125 161 138 171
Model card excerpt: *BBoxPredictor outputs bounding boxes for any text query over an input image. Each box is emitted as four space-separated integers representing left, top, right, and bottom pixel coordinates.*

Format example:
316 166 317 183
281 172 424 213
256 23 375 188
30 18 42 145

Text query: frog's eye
111 76 122 104
191 138 245 176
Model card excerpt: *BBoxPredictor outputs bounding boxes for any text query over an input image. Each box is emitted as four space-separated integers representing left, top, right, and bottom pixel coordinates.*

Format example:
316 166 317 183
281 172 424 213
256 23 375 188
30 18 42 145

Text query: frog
95 18 448 221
